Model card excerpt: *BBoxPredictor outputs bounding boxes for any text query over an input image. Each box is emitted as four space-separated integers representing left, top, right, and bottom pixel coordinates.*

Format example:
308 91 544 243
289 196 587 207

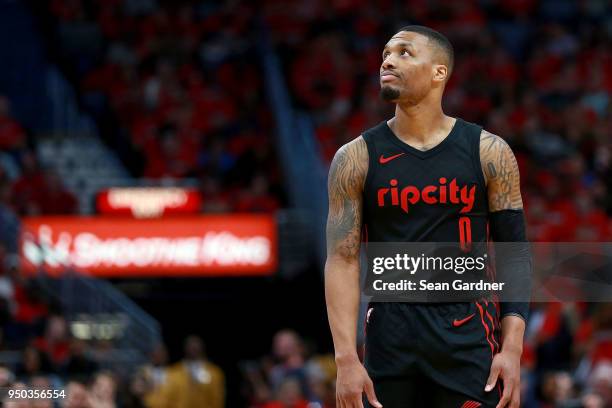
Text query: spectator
0 250 16 326
574 304 612 383
268 329 309 396
0 96 27 152
7 273 50 343
37 170 78 215
6 145 76 215
0 364 15 387
0 179 19 252
234 174 281 213
14 345 52 381
539 371 576 406
242 329 335 405
89 371 117 408
62 379 91 408
10 151 46 215
262 378 310 408
30 375 54 408
3 381 31 408
140 343 171 408
164 335 224 408
65 339 99 382
34 315 71 370
585 362 612 406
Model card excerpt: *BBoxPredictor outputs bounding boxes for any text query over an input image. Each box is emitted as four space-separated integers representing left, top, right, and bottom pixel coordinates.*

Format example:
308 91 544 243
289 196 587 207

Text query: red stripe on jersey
475 301 495 358
485 308 500 352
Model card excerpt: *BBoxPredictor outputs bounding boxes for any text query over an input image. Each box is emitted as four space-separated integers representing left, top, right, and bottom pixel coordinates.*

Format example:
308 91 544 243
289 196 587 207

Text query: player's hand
485 348 521 408
335 356 382 408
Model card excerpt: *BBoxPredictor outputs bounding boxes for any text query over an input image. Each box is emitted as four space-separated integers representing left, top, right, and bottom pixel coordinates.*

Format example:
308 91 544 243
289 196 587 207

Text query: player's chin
380 85 401 102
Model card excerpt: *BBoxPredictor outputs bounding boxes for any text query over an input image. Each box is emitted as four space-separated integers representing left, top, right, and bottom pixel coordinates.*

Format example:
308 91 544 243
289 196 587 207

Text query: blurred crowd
239 329 335 407
0 326 335 408
39 0 285 213
0 108 78 219
1 93 80 401
1 315 609 407
522 303 612 408
0 329 226 408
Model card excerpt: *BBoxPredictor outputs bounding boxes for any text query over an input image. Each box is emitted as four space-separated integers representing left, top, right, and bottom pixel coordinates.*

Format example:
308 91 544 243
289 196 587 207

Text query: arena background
0 0 610 407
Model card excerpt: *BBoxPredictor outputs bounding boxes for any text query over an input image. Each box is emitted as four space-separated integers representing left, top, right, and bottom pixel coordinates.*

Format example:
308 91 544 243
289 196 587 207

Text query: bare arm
480 130 526 408
480 129 526 328
325 136 368 362
325 137 381 407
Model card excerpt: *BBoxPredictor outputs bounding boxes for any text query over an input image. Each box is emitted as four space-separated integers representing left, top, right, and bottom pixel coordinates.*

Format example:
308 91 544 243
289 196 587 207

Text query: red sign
20 216 277 277
96 187 202 218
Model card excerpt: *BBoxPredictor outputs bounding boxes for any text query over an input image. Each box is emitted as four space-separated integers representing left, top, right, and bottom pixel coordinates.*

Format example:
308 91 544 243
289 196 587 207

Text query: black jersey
361 118 501 407
362 118 488 245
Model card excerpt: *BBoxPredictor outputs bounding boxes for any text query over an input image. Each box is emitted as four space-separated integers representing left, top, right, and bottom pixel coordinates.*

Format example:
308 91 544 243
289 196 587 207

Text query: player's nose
381 57 396 72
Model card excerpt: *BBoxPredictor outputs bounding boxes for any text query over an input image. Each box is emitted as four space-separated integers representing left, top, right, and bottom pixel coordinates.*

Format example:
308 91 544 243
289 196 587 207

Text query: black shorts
364 301 502 408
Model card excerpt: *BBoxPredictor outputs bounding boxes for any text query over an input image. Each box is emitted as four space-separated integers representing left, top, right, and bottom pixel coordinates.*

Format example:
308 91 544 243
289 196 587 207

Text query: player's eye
401 49 410 56
382 52 390 59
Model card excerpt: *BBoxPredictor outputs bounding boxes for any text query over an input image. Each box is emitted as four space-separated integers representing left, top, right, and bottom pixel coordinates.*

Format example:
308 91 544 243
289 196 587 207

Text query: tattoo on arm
480 130 523 211
326 137 368 259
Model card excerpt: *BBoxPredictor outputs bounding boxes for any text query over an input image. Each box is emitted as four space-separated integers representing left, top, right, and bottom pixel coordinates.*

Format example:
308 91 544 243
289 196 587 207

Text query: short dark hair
397 25 454 74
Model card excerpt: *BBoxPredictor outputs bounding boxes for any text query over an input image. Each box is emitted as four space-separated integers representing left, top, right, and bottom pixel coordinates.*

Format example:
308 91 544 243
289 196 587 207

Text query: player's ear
432 64 448 83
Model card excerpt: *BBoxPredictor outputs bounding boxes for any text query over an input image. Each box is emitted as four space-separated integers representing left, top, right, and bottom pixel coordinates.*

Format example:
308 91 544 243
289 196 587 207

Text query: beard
380 85 400 102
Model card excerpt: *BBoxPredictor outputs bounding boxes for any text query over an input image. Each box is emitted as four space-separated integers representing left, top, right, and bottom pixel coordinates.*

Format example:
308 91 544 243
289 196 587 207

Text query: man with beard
325 26 531 408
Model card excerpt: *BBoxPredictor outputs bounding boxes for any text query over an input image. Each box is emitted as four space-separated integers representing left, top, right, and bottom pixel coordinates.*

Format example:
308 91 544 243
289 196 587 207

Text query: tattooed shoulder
326 136 368 258
327 136 368 194
479 130 523 211
480 130 509 182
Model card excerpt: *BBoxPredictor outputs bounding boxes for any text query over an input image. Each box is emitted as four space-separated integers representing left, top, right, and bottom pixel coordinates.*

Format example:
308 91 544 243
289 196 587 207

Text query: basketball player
325 26 531 408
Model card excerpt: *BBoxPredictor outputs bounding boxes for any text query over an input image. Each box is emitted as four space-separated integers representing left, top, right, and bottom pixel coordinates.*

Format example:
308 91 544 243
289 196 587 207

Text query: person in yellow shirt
164 335 225 408
141 344 171 408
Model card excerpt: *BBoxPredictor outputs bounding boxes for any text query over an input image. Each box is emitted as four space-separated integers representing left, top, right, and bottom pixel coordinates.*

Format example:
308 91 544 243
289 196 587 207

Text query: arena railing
259 28 328 268
34 269 161 376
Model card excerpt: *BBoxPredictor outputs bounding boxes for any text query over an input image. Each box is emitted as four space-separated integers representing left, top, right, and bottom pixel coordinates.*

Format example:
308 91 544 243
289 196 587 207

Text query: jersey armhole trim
362 132 377 195
473 127 487 193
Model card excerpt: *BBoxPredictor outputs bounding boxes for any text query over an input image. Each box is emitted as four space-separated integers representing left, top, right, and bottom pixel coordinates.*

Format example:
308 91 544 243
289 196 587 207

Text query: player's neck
391 101 452 145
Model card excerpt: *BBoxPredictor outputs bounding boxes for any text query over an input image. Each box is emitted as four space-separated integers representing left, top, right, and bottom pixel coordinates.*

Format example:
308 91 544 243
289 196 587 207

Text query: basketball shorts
364 301 502 407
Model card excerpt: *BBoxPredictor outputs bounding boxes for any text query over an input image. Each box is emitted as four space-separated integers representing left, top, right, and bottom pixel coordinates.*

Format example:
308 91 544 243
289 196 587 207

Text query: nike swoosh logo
453 313 475 327
379 153 405 164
